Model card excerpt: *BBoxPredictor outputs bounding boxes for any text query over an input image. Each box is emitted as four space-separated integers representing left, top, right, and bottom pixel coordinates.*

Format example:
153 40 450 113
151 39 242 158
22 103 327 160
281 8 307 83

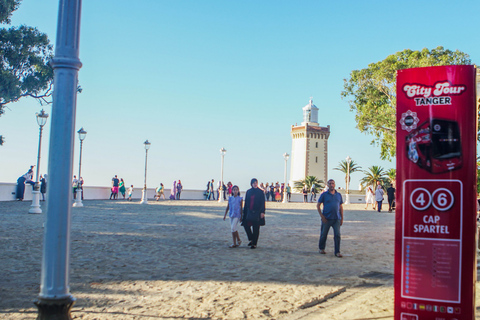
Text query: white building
289 98 330 188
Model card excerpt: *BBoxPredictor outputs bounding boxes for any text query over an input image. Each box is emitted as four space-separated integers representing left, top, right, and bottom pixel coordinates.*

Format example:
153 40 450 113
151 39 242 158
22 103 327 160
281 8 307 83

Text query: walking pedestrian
365 186 374 210
242 178 266 249
387 183 396 212
223 185 243 248
155 183 166 200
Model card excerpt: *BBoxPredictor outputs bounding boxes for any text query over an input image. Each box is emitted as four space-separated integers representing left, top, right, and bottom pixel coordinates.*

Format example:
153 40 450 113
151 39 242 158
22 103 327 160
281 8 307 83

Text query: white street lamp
218 147 227 203
140 140 151 204
282 153 289 203
345 156 352 205
73 128 87 207
29 109 49 214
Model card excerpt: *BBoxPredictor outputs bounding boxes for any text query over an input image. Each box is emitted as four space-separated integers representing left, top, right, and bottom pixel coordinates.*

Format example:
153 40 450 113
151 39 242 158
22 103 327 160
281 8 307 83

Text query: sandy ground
0 200 478 319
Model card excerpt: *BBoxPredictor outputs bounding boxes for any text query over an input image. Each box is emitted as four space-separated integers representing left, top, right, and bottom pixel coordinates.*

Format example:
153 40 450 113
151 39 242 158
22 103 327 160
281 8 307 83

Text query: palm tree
333 158 362 193
360 165 388 190
293 176 324 192
386 168 396 182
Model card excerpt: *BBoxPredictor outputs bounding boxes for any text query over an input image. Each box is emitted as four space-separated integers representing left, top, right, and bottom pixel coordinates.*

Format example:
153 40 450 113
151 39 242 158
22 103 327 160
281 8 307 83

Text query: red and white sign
395 65 477 320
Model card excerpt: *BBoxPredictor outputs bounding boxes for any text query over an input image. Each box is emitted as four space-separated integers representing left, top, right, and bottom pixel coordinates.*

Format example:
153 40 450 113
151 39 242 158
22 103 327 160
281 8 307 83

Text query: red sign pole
395 65 477 320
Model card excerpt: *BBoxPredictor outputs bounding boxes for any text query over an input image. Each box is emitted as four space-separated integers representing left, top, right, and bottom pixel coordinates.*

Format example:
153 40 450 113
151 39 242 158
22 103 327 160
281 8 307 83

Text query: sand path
0 200 478 319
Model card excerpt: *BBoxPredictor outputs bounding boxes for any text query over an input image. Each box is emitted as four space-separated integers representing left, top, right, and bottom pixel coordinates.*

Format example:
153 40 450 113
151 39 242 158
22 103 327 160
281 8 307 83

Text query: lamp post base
345 193 351 205
29 190 43 214
140 189 148 204
73 189 83 207
34 296 75 320
218 193 224 203
282 191 288 203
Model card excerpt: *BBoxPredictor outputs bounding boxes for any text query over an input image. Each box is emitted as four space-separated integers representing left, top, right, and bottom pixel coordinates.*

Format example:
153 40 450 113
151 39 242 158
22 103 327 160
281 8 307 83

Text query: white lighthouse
289 98 330 188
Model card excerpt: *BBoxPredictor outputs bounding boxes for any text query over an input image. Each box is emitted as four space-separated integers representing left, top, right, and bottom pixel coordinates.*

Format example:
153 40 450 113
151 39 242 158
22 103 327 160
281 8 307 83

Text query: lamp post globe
29 109 49 214
345 155 352 205
282 153 289 203
140 140 151 204
73 128 87 207
218 148 227 203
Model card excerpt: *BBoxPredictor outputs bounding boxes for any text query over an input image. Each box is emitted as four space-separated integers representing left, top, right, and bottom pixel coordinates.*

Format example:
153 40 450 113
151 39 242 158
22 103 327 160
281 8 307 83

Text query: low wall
0 182 367 203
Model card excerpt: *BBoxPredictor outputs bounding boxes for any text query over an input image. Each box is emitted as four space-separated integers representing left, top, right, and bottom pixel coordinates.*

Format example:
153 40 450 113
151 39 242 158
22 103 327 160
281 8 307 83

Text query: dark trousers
208 190 215 200
377 200 383 212
388 197 394 211
319 219 341 255
243 225 260 246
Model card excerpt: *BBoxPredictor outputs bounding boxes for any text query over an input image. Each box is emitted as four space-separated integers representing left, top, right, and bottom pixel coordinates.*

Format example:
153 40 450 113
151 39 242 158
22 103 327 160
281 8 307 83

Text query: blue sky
1 0 479 192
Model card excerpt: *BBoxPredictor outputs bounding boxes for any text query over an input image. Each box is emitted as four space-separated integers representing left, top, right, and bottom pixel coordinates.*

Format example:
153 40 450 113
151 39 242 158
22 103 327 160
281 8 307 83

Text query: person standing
127 185 134 201
302 186 308 203
40 174 47 201
387 183 396 212
79 177 84 200
176 180 183 200
170 181 176 200
269 183 275 202
317 179 344 257
375 184 385 212
286 184 291 202
110 175 119 200
72 175 78 200
310 184 317 202
242 178 266 249
264 183 270 201
119 178 126 200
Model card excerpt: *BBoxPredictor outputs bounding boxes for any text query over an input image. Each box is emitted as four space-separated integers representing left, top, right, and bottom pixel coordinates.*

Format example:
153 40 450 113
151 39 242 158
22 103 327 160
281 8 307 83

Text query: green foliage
333 158 362 193
342 46 472 160
293 176 324 192
0 0 54 145
0 0 20 24
360 165 388 190
387 168 396 182
0 26 53 109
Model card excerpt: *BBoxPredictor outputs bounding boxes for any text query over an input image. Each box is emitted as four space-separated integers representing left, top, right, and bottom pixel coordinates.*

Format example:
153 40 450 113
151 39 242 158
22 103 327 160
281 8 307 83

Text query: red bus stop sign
395 65 477 320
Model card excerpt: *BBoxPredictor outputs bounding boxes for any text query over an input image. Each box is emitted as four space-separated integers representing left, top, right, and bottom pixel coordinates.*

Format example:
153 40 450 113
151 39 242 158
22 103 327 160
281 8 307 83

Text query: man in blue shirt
316 179 344 257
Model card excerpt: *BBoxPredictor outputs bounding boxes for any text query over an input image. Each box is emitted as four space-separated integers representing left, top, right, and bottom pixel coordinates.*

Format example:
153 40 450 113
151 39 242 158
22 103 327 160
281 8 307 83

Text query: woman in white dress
365 186 374 209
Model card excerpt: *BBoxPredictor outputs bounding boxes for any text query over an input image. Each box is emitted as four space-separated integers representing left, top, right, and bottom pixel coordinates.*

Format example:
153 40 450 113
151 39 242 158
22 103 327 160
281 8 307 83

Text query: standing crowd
205 180 292 203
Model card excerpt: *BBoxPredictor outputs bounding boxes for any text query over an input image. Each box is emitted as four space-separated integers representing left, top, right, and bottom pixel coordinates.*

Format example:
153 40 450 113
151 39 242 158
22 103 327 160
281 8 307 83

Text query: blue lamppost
35 0 82 318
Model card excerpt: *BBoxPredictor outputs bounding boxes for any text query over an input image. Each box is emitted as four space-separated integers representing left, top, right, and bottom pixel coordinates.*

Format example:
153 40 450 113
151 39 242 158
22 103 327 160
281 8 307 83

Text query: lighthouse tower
289 98 330 187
